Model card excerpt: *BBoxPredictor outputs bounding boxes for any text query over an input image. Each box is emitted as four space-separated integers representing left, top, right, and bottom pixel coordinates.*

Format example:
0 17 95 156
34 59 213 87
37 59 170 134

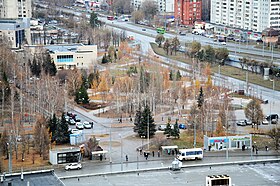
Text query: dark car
179 124 186 129
265 114 279 122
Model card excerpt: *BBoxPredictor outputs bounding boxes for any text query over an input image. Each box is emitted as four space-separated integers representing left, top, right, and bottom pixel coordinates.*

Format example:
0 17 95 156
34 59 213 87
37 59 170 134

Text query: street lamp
223 126 229 159
119 134 123 171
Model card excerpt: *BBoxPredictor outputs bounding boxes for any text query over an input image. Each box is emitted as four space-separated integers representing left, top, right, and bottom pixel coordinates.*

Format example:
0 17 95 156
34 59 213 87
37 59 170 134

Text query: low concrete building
45 44 98 69
26 44 98 69
204 135 252 151
49 147 81 165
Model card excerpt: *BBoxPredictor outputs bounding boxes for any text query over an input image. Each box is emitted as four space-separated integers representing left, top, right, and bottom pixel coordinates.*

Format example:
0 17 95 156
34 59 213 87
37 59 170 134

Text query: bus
177 148 203 161
156 27 165 34
107 16 114 20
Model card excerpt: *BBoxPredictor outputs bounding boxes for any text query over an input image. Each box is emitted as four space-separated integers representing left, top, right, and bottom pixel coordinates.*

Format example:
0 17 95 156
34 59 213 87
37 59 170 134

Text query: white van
177 148 203 161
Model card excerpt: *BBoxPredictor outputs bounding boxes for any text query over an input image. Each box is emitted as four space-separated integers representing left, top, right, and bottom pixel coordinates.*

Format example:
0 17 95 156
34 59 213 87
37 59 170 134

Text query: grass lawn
151 43 279 91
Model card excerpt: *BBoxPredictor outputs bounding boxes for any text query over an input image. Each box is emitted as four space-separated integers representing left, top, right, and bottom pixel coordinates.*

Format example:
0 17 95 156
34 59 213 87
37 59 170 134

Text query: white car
83 121 92 129
76 122 84 130
220 42 227 45
65 163 82 170
236 120 246 126
69 119 76 125
71 129 80 134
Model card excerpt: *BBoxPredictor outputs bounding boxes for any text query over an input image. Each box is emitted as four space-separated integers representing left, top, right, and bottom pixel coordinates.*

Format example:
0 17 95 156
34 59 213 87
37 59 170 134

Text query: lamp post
223 126 229 159
0 81 4 126
119 134 123 171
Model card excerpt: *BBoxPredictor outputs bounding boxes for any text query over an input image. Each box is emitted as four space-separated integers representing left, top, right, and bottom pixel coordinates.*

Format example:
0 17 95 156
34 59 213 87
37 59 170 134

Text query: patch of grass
172 130 204 149
151 42 279 91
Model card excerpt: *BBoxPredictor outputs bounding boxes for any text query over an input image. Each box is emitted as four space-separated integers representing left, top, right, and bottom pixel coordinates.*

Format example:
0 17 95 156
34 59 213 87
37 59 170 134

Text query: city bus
156 27 166 34
177 148 203 161
107 16 114 20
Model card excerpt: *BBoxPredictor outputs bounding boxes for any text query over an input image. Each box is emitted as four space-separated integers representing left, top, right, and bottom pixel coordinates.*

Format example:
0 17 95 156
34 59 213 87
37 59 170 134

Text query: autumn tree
204 45 215 63
155 34 165 48
131 10 145 23
215 48 229 64
98 73 109 103
85 136 99 159
163 39 170 55
190 41 201 57
244 99 263 130
267 127 280 150
67 68 83 96
34 117 50 159
171 37 180 55
141 0 158 21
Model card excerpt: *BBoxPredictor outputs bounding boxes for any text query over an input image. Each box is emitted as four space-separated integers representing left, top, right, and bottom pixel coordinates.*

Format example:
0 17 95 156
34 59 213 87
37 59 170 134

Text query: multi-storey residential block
0 0 32 18
174 0 202 25
202 0 211 21
0 0 32 48
131 0 174 13
210 0 280 33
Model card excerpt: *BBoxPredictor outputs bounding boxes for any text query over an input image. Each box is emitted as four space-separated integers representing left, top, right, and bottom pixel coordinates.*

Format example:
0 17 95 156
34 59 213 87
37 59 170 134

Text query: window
57 55 74 63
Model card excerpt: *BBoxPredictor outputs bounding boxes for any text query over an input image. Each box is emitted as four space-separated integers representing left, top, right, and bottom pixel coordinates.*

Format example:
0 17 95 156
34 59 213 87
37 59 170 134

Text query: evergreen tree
135 104 156 138
164 117 172 137
48 114 57 142
169 70 173 80
90 11 100 28
171 119 180 138
75 85 89 104
176 70 181 81
133 106 142 133
53 114 70 144
42 52 57 76
197 86 204 109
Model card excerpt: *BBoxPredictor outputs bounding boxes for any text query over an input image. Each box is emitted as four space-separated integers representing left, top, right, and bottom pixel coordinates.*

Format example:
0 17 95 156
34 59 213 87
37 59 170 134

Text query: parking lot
61 162 280 186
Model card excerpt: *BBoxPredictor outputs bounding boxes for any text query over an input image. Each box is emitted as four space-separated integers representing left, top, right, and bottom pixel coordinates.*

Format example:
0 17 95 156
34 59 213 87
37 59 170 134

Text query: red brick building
174 0 202 26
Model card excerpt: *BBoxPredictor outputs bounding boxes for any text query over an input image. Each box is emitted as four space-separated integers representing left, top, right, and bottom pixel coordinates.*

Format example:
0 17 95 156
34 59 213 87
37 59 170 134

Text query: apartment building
202 0 211 21
131 0 174 13
0 0 32 48
210 0 280 33
0 0 32 18
174 0 202 25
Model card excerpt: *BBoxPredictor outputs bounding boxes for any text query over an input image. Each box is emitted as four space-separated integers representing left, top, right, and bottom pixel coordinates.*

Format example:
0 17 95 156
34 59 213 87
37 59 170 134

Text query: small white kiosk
204 135 252 151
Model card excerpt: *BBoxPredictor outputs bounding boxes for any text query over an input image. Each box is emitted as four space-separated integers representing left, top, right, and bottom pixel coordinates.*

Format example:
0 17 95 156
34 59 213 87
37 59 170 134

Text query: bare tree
34 117 50 159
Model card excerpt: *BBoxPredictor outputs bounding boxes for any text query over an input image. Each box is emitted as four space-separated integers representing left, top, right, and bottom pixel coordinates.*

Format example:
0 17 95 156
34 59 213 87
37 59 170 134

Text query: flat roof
50 147 80 153
2 170 64 186
45 44 84 53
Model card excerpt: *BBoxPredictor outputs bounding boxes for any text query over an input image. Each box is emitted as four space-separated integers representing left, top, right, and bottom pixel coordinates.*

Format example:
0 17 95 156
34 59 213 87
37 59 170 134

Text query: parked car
76 122 84 130
220 42 226 45
158 125 166 131
142 28 146 31
179 124 186 129
71 129 80 134
262 99 269 104
74 117 81 122
244 119 252 125
68 119 76 125
265 114 279 121
65 163 82 170
83 121 92 129
236 120 246 126
262 119 269 125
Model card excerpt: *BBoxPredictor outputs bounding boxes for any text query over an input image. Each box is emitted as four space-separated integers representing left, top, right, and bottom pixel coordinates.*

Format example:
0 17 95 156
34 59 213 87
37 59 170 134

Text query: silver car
65 163 82 170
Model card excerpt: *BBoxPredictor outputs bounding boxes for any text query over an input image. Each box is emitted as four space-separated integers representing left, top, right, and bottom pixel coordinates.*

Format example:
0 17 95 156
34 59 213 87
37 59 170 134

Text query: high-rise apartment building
202 0 210 21
131 0 174 13
174 0 202 25
0 0 32 18
0 0 31 48
210 0 280 33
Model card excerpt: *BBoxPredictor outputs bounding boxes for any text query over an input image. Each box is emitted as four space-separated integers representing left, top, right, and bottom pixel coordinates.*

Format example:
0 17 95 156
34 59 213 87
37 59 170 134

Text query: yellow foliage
215 117 225 136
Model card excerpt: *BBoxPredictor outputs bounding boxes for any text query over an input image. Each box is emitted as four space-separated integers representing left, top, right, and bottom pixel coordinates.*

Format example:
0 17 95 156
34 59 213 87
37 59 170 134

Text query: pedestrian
158 150 160 157
175 149 178 155
256 148 258 155
252 145 255 152
172 150 174 156
152 151 154 157
126 155 128 161
208 145 211 151
100 154 103 161
168 149 170 155
140 149 142 155
265 145 268 151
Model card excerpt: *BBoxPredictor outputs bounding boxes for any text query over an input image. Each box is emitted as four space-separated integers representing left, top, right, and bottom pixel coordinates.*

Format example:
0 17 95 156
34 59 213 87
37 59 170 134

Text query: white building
0 0 32 18
0 0 32 47
131 0 174 13
210 0 280 33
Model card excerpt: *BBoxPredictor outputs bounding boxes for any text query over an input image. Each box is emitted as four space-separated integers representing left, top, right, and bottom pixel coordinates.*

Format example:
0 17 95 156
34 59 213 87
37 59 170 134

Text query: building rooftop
45 44 84 53
50 147 80 153
0 170 64 186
